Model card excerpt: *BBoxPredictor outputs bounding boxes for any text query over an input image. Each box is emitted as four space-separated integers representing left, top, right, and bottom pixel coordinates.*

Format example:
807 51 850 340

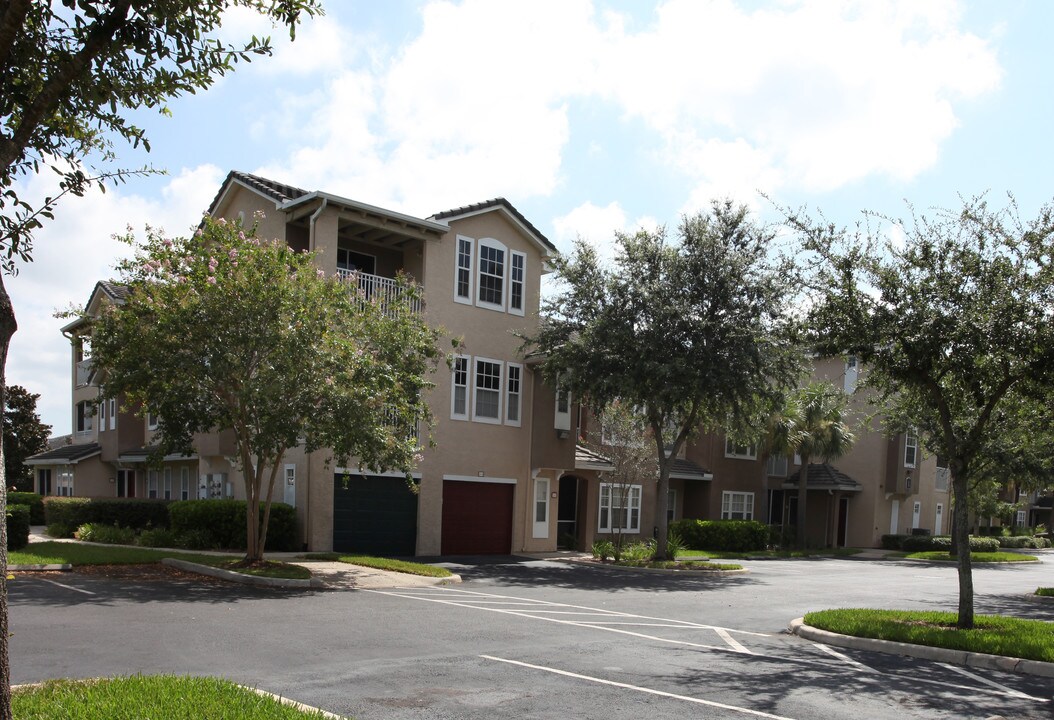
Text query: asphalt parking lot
10 552 1054 719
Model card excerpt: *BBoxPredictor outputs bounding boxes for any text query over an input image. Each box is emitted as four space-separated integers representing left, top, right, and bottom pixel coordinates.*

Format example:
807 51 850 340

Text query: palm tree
767 382 855 548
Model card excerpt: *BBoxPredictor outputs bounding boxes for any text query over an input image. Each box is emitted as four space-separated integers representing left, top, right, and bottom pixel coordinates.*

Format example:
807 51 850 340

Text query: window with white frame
163 467 172 500
766 454 788 477
509 251 526 315
56 470 73 497
147 412 159 430
99 399 106 429
1016 509 1027 527
147 470 158 499
75 401 93 433
180 467 190 500
451 355 469 420
721 491 754 520
844 354 858 393
476 238 506 310
473 358 502 422
724 438 756 460
108 398 116 430
554 385 571 432
454 236 474 304
505 363 522 426
904 429 918 468
598 483 642 533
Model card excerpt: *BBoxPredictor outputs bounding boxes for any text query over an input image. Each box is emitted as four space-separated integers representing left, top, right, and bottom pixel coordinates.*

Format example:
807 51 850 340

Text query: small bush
44 497 169 531
175 528 218 550
8 492 44 524
665 530 684 559
620 539 656 562
768 525 795 549
137 528 178 548
168 500 297 551
671 519 768 552
998 535 1052 549
900 535 1002 553
6 505 29 551
881 534 910 550
592 539 614 561
45 521 74 539
75 523 137 545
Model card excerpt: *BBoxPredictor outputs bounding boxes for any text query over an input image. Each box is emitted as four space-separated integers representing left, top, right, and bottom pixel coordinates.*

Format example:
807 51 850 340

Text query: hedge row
7 505 29 551
44 498 170 531
8 492 44 524
997 535 1052 549
883 534 1001 553
670 519 768 552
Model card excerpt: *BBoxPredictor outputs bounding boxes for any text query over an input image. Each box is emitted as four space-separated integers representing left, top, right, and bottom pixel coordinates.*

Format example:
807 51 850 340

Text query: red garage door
442 480 514 555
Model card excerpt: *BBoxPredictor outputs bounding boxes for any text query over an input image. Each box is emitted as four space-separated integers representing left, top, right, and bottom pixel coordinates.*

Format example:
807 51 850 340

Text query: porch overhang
782 463 862 493
669 458 712 482
575 445 614 472
25 442 101 466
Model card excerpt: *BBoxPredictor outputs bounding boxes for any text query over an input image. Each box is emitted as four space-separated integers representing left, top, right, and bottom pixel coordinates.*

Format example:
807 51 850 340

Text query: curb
161 559 323 588
788 618 1054 679
560 558 749 575
9 564 71 571
246 686 345 719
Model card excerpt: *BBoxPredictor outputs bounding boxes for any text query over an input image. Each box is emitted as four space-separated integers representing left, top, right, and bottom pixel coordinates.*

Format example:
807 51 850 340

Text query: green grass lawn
614 559 744 571
904 551 1038 563
11 542 311 580
1036 587 1054 597
13 675 335 719
683 548 862 560
301 552 452 578
804 608 1054 663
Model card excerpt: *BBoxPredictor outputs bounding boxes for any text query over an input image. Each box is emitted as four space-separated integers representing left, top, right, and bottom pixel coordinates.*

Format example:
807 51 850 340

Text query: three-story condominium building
28 171 612 556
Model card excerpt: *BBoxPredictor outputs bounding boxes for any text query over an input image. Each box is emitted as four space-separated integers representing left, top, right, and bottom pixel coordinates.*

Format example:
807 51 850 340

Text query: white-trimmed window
56 470 74 497
75 401 93 433
180 467 190 500
454 235 474 304
476 238 506 310
108 398 116 430
725 438 756 460
844 354 858 393
147 412 159 431
555 385 571 432
451 355 470 420
1016 509 1027 527
721 491 754 520
532 477 550 538
509 250 526 316
904 429 918 468
163 468 172 500
147 470 159 499
473 358 503 423
766 454 788 477
99 399 106 429
599 483 642 533
505 363 522 426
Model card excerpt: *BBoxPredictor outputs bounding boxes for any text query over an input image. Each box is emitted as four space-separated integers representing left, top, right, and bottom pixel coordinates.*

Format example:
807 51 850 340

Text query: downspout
305 197 327 548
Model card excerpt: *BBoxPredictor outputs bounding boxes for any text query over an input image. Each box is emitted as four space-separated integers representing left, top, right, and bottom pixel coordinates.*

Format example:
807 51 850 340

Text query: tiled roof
669 457 711 481
784 463 862 492
207 170 310 215
97 281 129 301
25 442 101 465
432 198 557 253
575 444 615 471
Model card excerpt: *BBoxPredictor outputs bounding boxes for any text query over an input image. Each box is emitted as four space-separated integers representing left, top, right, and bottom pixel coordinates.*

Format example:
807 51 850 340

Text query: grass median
683 548 861 560
804 608 1054 663
10 542 311 580
904 551 1038 563
13 675 335 719
301 552 452 578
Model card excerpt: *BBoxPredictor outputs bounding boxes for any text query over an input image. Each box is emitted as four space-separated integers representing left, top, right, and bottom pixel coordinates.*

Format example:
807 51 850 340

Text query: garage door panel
333 475 418 556
442 480 513 555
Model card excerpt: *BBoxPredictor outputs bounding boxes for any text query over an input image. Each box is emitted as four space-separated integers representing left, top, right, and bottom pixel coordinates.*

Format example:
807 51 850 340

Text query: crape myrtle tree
763 382 854 548
0 2 319 713
788 194 1054 628
3 384 50 491
587 400 656 561
529 201 801 560
89 215 444 563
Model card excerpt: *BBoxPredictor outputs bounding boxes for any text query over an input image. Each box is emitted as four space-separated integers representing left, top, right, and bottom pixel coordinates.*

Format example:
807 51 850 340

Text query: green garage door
333 474 418 556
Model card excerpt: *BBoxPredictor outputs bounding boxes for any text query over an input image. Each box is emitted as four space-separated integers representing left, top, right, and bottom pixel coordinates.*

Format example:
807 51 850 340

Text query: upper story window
725 438 756 460
109 398 116 430
506 363 522 427
477 239 506 310
454 236 474 304
451 355 470 420
509 251 526 316
844 354 858 393
147 412 159 431
904 429 918 468
75 401 93 433
766 454 788 477
555 385 571 432
473 358 503 423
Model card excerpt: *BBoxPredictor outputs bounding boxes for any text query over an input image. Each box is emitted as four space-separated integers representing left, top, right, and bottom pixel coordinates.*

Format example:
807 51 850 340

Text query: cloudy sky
9 0 1051 434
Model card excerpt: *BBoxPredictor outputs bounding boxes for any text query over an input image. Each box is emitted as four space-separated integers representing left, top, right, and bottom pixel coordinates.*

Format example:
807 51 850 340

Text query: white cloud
552 200 662 266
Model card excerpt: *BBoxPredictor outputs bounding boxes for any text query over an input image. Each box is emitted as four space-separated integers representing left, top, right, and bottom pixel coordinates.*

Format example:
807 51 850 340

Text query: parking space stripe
31 577 95 596
812 643 876 673
481 655 798 719
936 662 1043 701
715 627 752 654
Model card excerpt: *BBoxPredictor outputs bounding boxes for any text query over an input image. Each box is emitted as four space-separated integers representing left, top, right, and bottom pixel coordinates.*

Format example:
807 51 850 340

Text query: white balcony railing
336 269 422 315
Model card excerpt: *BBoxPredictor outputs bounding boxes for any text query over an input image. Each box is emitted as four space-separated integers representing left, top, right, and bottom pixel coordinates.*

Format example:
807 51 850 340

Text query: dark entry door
838 497 849 547
557 475 579 549
333 474 418 556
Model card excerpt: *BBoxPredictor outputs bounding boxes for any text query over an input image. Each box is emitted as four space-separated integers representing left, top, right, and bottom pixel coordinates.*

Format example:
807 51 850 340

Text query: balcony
76 359 93 387
336 270 422 315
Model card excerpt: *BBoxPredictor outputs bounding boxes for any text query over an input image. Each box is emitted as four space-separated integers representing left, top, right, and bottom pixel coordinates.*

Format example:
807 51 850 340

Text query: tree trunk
951 470 974 629
654 455 671 560
0 274 18 720
796 461 809 549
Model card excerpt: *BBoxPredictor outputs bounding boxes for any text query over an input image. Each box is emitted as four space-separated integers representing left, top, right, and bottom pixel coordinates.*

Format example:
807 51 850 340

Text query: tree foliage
790 194 1054 627
529 200 801 559
3 384 50 491
90 215 444 561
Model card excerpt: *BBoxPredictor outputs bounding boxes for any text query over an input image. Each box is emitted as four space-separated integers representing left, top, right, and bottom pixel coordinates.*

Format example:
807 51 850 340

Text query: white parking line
812 643 876 673
33 577 95 596
937 662 1044 701
481 655 797 719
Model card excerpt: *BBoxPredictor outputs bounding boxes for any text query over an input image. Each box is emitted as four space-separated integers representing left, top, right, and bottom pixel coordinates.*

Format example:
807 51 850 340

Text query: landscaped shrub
137 528 178 548
900 535 1002 553
6 505 29 550
665 530 684 559
43 497 169 531
592 539 614 560
670 519 768 552
998 535 1052 549
881 534 910 550
620 539 656 562
75 523 136 545
168 500 297 551
8 492 44 524
45 521 74 539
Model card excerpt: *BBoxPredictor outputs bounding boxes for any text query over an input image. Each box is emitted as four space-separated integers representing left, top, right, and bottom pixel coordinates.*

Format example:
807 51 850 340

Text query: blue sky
9 0 1053 434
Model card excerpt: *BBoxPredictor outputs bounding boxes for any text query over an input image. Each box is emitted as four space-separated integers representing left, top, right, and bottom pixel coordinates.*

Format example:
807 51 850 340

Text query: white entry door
532 477 550 538
889 499 900 534
935 503 944 535
912 501 921 530
284 464 296 508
